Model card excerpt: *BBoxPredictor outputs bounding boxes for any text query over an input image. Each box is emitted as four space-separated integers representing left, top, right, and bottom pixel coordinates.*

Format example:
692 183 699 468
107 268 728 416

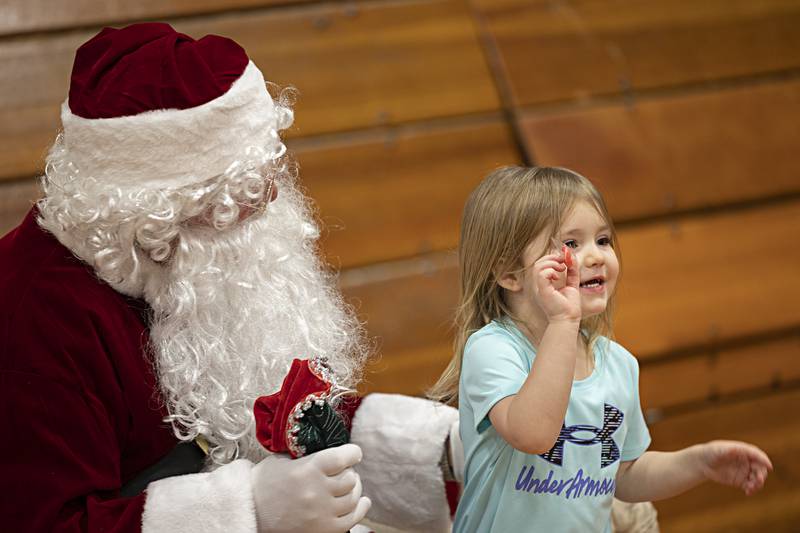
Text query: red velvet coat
0 209 177 532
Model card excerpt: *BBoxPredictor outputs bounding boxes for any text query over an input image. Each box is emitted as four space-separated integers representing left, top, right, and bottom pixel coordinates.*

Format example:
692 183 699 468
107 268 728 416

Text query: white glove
251 443 371 533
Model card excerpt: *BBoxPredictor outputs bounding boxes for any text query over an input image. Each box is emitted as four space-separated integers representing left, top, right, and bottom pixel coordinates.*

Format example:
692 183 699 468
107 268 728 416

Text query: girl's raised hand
699 440 772 496
532 244 581 323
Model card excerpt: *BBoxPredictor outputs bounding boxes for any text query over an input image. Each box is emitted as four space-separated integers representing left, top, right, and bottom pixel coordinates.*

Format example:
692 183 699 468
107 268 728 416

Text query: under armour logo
539 403 623 468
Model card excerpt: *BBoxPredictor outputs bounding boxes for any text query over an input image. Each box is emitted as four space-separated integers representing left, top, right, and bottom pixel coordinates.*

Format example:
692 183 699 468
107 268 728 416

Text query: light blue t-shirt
454 320 651 533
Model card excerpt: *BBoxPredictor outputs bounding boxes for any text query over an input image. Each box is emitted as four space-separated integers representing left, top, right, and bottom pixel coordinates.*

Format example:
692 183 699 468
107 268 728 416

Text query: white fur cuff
142 459 257 533
351 393 458 532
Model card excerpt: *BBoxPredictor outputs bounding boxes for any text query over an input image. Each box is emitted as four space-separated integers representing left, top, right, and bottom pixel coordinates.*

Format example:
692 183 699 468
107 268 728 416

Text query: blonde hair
428 166 619 406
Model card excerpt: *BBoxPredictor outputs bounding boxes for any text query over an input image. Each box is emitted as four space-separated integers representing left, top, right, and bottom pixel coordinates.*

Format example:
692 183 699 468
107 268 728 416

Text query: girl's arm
489 248 582 454
615 440 772 502
489 319 580 454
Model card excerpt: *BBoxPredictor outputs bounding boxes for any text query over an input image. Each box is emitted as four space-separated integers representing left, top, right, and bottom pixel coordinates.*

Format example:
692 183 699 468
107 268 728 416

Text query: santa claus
0 22 656 533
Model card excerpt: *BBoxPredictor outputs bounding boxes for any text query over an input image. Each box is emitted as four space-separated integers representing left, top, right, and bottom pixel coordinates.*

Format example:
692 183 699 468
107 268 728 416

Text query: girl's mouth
579 278 605 292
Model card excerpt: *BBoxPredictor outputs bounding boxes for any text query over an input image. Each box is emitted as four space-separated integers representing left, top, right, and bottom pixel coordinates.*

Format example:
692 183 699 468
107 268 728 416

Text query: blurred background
1 1 799 531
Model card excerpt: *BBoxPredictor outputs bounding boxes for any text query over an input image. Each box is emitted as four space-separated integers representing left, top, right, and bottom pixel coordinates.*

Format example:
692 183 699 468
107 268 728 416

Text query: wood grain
521 79 800 221
650 388 800 532
298 120 521 268
0 1 309 36
614 200 800 360
174 1 500 135
0 179 40 237
0 0 499 182
341 251 459 362
360 342 453 396
474 0 800 105
639 333 800 412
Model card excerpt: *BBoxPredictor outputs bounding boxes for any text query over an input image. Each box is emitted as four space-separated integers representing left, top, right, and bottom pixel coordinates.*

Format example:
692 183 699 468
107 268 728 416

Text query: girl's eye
597 236 612 246
564 240 579 249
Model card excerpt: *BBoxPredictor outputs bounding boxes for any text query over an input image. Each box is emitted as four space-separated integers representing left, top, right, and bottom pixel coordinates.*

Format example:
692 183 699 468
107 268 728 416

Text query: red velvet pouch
254 357 348 458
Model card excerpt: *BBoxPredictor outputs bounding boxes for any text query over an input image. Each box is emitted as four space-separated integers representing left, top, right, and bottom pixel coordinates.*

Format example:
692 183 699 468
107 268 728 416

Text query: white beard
142 178 366 465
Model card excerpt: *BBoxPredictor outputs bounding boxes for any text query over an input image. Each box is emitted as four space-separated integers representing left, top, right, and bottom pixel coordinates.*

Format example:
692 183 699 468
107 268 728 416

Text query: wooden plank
0 1 310 36
360 342 453 396
614 200 800 359
520 80 800 222
175 1 500 135
341 251 459 362
0 179 39 237
343 200 800 393
649 388 800 532
0 0 500 182
299 120 521 268
640 333 800 412
0 34 75 182
474 0 800 105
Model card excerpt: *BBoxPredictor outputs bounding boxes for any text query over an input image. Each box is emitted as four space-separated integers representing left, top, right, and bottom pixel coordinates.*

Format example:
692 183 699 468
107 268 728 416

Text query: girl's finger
756 465 768 485
748 471 765 494
754 451 773 471
540 268 560 282
536 253 564 265
535 260 566 272
741 443 773 470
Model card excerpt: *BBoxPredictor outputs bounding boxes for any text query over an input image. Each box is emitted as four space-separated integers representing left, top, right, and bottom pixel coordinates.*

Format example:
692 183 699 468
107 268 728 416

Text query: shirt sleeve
0 285 151 533
460 331 530 434
620 348 651 462
0 370 147 533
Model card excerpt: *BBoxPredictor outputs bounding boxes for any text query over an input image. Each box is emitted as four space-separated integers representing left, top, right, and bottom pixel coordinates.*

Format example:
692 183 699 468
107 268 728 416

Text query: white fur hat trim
59 61 293 190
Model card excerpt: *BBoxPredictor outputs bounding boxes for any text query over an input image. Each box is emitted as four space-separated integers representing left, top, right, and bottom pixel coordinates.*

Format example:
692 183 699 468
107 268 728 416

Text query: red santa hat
60 22 293 190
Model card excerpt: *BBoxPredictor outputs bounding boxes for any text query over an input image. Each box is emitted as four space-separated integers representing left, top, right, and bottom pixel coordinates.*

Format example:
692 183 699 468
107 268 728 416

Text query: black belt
119 440 206 498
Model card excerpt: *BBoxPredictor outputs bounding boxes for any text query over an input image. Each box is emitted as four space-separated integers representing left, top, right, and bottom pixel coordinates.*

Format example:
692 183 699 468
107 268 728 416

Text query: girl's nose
580 244 604 267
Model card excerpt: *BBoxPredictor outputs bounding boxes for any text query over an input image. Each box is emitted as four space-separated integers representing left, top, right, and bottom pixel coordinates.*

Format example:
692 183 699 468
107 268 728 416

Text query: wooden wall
2 1 799 531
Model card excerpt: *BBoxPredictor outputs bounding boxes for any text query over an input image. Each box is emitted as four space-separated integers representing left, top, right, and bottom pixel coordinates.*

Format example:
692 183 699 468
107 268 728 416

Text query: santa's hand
251 443 371 533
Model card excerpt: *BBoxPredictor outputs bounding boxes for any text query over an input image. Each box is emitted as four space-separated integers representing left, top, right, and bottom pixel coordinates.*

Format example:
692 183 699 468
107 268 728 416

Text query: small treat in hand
549 237 573 269
254 356 350 458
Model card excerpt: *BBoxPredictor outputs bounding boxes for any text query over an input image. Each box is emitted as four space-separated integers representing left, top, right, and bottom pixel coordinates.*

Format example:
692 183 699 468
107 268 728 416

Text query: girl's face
557 200 619 318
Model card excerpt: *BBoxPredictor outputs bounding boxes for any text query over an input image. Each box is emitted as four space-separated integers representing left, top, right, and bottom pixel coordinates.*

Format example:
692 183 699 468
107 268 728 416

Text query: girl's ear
495 264 523 292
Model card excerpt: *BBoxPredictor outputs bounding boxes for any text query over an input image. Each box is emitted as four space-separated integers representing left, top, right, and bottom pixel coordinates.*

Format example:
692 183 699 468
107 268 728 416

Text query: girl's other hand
532 249 581 323
698 440 773 496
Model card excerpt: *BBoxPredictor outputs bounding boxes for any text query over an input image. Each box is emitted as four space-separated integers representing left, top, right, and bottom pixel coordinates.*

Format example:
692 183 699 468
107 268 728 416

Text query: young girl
429 166 772 532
